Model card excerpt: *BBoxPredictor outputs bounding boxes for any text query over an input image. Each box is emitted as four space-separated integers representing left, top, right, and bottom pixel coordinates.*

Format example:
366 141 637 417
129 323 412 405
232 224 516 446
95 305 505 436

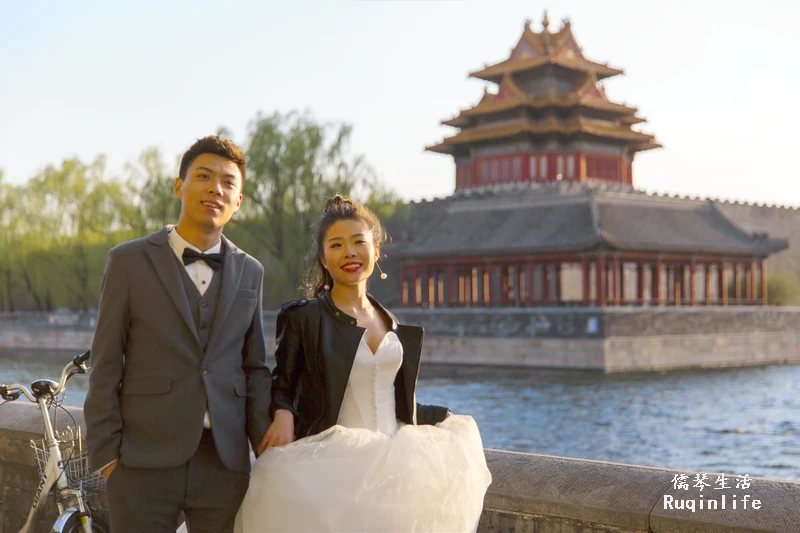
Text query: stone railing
1 403 797 532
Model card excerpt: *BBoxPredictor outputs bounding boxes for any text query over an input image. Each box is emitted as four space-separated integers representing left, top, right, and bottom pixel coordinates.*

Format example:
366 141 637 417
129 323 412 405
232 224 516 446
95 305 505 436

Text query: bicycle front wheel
60 513 110 533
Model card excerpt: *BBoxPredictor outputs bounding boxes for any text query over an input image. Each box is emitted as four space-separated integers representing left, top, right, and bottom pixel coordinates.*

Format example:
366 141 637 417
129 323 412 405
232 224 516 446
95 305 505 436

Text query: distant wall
715 200 800 278
3 308 800 372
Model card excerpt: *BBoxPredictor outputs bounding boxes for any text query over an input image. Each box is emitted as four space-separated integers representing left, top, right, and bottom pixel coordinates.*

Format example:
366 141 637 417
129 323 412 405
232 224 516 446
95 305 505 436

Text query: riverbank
3 307 800 372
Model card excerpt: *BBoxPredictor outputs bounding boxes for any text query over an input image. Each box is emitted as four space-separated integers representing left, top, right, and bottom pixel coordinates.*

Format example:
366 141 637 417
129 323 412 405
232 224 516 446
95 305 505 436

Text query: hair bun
324 194 353 214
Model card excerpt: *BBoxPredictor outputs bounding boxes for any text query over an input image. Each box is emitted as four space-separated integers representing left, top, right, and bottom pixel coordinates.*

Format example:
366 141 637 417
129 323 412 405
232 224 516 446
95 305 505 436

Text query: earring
324 284 330 291
376 262 388 280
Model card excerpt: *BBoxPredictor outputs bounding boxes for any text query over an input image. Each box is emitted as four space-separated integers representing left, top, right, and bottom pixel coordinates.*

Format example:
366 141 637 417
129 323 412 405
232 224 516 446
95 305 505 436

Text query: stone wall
715 200 800 279
1 403 798 532
3 308 800 372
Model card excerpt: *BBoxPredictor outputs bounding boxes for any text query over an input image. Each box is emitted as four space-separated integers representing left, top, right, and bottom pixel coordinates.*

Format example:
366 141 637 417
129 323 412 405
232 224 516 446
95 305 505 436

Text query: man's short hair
178 136 246 190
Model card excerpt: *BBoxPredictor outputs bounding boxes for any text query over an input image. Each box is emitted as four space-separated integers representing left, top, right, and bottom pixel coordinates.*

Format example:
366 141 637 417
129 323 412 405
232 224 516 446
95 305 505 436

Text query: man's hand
256 409 295 456
102 459 119 482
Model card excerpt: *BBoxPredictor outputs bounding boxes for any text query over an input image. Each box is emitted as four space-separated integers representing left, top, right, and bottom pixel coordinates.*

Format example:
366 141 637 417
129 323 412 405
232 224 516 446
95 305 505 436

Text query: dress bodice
336 331 402 435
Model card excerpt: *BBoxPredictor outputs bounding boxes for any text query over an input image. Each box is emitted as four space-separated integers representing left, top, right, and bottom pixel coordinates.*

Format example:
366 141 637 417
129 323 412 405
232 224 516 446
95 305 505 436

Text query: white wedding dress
234 331 492 533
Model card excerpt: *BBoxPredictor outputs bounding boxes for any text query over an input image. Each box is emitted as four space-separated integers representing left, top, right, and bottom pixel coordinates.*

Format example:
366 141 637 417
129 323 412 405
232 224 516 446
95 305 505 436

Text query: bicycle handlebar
73 350 90 366
0 350 91 403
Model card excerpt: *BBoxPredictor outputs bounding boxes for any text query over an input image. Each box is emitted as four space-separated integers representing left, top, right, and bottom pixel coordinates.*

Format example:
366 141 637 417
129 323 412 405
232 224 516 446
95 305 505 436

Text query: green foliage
766 272 800 306
233 110 398 305
0 110 403 311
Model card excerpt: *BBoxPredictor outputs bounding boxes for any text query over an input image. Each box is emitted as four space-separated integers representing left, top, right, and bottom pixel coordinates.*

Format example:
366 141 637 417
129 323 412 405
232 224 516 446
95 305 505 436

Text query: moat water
1 349 797 481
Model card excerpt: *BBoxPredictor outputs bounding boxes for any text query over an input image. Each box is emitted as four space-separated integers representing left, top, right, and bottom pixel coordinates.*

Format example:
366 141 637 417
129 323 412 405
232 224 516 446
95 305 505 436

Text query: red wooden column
596 256 606 307
526 260 535 306
748 260 757 304
462 267 470 306
653 258 663 306
484 265 493 306
674 265 682 307
734 263 742 304
582 258 590 306
433 265 446 307
689 260 697 307
400 264 407 307
447 264 456 307
718 261 728 306
636 262 645 305
704 264 712 305
761 259 768 306
612 255 621 307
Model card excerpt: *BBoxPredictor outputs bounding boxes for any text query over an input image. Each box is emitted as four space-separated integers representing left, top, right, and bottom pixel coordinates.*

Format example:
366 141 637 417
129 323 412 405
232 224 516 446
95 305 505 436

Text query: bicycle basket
30 426 105 495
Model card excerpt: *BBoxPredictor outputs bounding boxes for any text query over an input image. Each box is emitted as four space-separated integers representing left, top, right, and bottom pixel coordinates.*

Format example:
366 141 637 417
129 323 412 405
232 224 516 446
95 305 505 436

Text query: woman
236 195 491 532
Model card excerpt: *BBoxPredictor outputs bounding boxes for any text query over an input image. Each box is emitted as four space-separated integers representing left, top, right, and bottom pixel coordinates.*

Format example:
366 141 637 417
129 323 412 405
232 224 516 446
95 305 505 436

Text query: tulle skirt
234 414 492 533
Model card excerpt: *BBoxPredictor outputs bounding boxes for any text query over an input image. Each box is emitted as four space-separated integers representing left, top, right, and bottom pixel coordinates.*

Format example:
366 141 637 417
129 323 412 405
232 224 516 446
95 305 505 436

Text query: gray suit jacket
84 226 272 473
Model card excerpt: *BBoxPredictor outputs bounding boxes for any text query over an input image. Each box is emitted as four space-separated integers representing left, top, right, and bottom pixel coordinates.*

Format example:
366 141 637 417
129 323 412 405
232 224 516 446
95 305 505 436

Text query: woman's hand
257 409 295 455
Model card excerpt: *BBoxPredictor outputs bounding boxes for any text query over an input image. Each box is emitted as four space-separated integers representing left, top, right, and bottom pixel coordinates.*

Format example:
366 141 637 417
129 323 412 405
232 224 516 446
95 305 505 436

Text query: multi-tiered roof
426 13 661 178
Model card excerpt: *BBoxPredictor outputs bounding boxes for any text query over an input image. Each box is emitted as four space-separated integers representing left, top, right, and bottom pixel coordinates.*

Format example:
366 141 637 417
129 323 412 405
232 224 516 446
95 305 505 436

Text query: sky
1 0 799 206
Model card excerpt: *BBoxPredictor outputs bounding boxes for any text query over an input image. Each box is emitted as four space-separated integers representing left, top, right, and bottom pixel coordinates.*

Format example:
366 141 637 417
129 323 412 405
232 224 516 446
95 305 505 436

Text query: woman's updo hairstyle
304 194 388 298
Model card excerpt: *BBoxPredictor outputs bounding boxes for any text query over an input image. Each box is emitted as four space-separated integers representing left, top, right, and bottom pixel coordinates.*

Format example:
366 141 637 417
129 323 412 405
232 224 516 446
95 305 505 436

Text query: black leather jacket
269 292 449 439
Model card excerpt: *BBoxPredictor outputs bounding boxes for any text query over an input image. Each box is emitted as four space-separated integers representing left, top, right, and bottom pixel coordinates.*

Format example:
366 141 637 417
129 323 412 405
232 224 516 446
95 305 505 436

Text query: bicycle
0 350 110 533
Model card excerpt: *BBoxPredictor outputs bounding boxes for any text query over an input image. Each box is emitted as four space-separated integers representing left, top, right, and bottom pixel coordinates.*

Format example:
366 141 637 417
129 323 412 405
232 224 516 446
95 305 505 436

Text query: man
84 136 272 532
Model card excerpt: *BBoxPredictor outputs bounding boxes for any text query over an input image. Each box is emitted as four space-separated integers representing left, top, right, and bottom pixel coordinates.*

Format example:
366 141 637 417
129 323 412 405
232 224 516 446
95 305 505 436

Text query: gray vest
174 254 223 350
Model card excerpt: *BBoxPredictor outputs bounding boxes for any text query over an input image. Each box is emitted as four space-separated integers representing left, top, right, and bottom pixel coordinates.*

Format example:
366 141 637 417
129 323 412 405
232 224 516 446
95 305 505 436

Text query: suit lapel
206 235 245 352
146 226 202 349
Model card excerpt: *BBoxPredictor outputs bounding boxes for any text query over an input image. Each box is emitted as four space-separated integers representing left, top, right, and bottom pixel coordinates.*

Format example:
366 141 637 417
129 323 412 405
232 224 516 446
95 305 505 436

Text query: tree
23 156 123 310
233 110 399 305
0 170 18 311
123 147 181 233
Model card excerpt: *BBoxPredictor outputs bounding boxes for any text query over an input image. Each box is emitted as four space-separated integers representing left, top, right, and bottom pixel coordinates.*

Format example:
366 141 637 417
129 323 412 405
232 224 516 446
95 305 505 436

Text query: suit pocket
234 381 247 397
237 289 257 300
122 378 171 396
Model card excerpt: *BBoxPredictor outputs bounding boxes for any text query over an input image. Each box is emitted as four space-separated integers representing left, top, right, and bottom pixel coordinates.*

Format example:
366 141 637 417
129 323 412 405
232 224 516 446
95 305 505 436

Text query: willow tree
234 111 399 305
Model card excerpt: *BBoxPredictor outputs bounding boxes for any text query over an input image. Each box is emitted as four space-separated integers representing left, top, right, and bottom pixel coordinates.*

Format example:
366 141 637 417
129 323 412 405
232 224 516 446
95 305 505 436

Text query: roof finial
524 18 532 30
541 10 551 32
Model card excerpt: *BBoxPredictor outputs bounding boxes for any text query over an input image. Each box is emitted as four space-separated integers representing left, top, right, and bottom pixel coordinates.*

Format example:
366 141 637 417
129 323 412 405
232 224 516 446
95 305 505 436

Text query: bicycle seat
31 380 59 399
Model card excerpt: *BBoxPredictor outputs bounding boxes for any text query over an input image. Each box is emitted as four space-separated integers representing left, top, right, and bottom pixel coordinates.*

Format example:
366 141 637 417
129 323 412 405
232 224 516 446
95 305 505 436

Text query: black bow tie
182 248 224 271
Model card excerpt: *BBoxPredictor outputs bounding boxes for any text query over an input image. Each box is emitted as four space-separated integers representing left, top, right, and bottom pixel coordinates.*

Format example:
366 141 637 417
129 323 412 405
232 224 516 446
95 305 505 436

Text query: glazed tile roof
397 183 788 258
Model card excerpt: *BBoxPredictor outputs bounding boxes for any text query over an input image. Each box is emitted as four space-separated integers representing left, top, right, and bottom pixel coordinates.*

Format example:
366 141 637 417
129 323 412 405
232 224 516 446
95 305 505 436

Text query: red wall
455 152 629 190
